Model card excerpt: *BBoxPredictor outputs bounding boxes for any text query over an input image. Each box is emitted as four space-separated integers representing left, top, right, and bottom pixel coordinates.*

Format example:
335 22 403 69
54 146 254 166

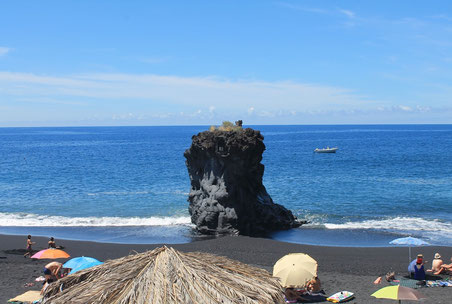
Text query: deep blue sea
1 125 451 246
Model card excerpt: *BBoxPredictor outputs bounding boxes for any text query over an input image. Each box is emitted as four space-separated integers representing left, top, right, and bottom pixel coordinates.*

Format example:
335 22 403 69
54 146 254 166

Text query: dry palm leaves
42 246 284 304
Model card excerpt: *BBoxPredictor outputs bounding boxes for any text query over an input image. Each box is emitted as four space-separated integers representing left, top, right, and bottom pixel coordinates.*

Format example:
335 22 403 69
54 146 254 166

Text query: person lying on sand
427 253 443 273
434 256 452 275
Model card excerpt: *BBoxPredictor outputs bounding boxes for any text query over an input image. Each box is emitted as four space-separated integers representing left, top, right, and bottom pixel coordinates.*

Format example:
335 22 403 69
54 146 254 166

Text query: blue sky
1 0 452 126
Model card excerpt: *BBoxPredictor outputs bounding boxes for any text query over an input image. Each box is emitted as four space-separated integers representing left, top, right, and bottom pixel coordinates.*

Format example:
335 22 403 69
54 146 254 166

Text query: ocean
1 125 451 247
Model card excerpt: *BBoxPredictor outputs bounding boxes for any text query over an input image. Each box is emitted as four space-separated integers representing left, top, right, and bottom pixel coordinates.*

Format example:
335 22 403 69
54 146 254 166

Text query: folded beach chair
8 290 42 304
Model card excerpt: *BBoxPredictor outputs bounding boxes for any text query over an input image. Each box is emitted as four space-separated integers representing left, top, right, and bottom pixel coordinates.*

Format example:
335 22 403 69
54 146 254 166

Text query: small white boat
314 147 338 153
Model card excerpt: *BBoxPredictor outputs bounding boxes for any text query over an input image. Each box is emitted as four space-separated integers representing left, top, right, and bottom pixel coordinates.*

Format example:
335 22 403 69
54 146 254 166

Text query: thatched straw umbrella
42 246 284 304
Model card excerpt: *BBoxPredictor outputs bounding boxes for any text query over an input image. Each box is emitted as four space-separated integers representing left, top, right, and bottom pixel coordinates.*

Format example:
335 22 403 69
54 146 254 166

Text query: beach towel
389 277 420 289
285 293 327 303
426 280 452 287
8 290 41 304
326 291 354 303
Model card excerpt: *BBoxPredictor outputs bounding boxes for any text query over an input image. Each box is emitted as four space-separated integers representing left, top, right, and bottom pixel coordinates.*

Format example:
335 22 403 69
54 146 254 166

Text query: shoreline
1 234 451 303
3 224 450 247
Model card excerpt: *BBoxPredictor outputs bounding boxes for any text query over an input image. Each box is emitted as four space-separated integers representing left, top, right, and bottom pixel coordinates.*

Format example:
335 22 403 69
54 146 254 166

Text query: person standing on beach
23 235 35 258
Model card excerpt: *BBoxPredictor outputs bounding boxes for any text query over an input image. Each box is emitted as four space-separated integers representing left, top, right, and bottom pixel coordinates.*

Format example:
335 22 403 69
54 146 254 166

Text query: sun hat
434 253 441 259
417 254 423 258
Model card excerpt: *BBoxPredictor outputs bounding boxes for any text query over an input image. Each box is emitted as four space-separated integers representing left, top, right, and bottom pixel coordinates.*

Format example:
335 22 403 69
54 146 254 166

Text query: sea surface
0 125 451 247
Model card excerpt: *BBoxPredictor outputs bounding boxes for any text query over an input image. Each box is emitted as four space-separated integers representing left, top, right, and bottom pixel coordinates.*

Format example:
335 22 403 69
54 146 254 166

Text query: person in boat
427 253 443 273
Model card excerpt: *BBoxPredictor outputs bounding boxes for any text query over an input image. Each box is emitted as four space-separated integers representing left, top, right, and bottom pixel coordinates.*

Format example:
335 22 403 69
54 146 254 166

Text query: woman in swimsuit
23 235 35 258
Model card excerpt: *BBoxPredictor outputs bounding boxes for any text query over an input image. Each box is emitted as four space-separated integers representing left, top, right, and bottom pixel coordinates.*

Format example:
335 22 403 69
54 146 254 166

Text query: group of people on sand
409 252 452 280
427 253 452 275
23 235 61 258
22 235 67 294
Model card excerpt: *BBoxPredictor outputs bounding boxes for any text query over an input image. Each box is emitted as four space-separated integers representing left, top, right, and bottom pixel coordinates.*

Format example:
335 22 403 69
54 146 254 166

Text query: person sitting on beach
284 288 308 302
434 257 452 275
307 276 324 294
427 253 443 273
48 237 56 249
413 254 426 280
43 261 63 282
23 235 35 258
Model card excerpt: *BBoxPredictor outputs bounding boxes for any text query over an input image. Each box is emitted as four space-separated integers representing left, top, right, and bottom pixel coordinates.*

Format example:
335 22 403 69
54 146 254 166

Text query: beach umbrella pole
409 247 411 263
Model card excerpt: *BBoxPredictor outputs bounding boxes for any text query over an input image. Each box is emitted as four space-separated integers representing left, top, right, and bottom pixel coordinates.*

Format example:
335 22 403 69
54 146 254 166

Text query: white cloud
276 2 328 14
398 105 413 112
0 71 368 113
0 47 11 56
2 71 448 125
339 9 355 19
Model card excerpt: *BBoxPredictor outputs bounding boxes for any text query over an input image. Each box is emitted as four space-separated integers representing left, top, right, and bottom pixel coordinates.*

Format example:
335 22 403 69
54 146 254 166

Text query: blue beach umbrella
389 237 429 263
63 256 103 274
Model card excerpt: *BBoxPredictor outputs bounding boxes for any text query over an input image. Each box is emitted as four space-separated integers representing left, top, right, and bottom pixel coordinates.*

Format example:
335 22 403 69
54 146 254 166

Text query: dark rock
184 127 304 236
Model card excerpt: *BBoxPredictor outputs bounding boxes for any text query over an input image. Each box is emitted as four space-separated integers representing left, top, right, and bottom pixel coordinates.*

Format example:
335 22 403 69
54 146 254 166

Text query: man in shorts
43 261 63 283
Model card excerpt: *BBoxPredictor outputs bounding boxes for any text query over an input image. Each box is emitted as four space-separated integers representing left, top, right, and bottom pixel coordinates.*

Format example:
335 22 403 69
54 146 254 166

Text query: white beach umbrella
389 237 429 263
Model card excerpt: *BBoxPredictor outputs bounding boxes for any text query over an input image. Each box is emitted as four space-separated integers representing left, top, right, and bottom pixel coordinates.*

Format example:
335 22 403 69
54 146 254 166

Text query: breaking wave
322 216 452 244
0 212 192 227
323 216 452 233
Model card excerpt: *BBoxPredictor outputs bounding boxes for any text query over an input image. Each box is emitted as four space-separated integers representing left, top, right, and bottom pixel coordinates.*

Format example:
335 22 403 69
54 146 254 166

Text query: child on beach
23 235 35 258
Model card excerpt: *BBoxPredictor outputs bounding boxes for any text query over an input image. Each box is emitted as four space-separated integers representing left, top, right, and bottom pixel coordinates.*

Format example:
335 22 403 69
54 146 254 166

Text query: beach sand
1 234 451 303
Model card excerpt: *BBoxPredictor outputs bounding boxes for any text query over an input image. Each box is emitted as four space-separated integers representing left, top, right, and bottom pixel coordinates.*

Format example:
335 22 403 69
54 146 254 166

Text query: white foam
0 212 193 227
323 216 452 234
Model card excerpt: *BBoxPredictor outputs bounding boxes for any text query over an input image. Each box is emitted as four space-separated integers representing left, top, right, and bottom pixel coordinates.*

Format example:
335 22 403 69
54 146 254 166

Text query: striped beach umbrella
389 237 429 263
31 248 70 259
371 285 426 303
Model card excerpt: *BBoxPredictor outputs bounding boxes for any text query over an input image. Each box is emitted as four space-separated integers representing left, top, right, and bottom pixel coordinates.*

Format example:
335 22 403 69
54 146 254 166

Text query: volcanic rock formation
184 126 303 236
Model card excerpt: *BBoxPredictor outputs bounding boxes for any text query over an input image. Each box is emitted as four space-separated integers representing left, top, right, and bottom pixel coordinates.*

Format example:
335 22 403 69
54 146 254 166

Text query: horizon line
1 122 452 129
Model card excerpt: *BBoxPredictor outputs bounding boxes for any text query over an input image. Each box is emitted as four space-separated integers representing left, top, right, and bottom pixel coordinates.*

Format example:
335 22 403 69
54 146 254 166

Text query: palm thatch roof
42 246 284 304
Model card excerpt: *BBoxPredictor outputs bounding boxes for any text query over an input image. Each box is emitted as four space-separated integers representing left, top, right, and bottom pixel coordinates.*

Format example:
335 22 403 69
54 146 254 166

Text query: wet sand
1 234 451 303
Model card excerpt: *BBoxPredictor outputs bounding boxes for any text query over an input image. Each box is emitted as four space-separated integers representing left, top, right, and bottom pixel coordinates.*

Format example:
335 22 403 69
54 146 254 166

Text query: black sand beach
1 234 451 303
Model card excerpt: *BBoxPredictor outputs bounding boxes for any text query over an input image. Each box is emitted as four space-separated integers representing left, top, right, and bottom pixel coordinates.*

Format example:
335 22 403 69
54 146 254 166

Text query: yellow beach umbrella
273 253 317 288
371 285 427 303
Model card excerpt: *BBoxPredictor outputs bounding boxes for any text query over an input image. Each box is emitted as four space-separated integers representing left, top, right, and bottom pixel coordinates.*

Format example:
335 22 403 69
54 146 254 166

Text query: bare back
45 261 61 271
431 259 443 272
